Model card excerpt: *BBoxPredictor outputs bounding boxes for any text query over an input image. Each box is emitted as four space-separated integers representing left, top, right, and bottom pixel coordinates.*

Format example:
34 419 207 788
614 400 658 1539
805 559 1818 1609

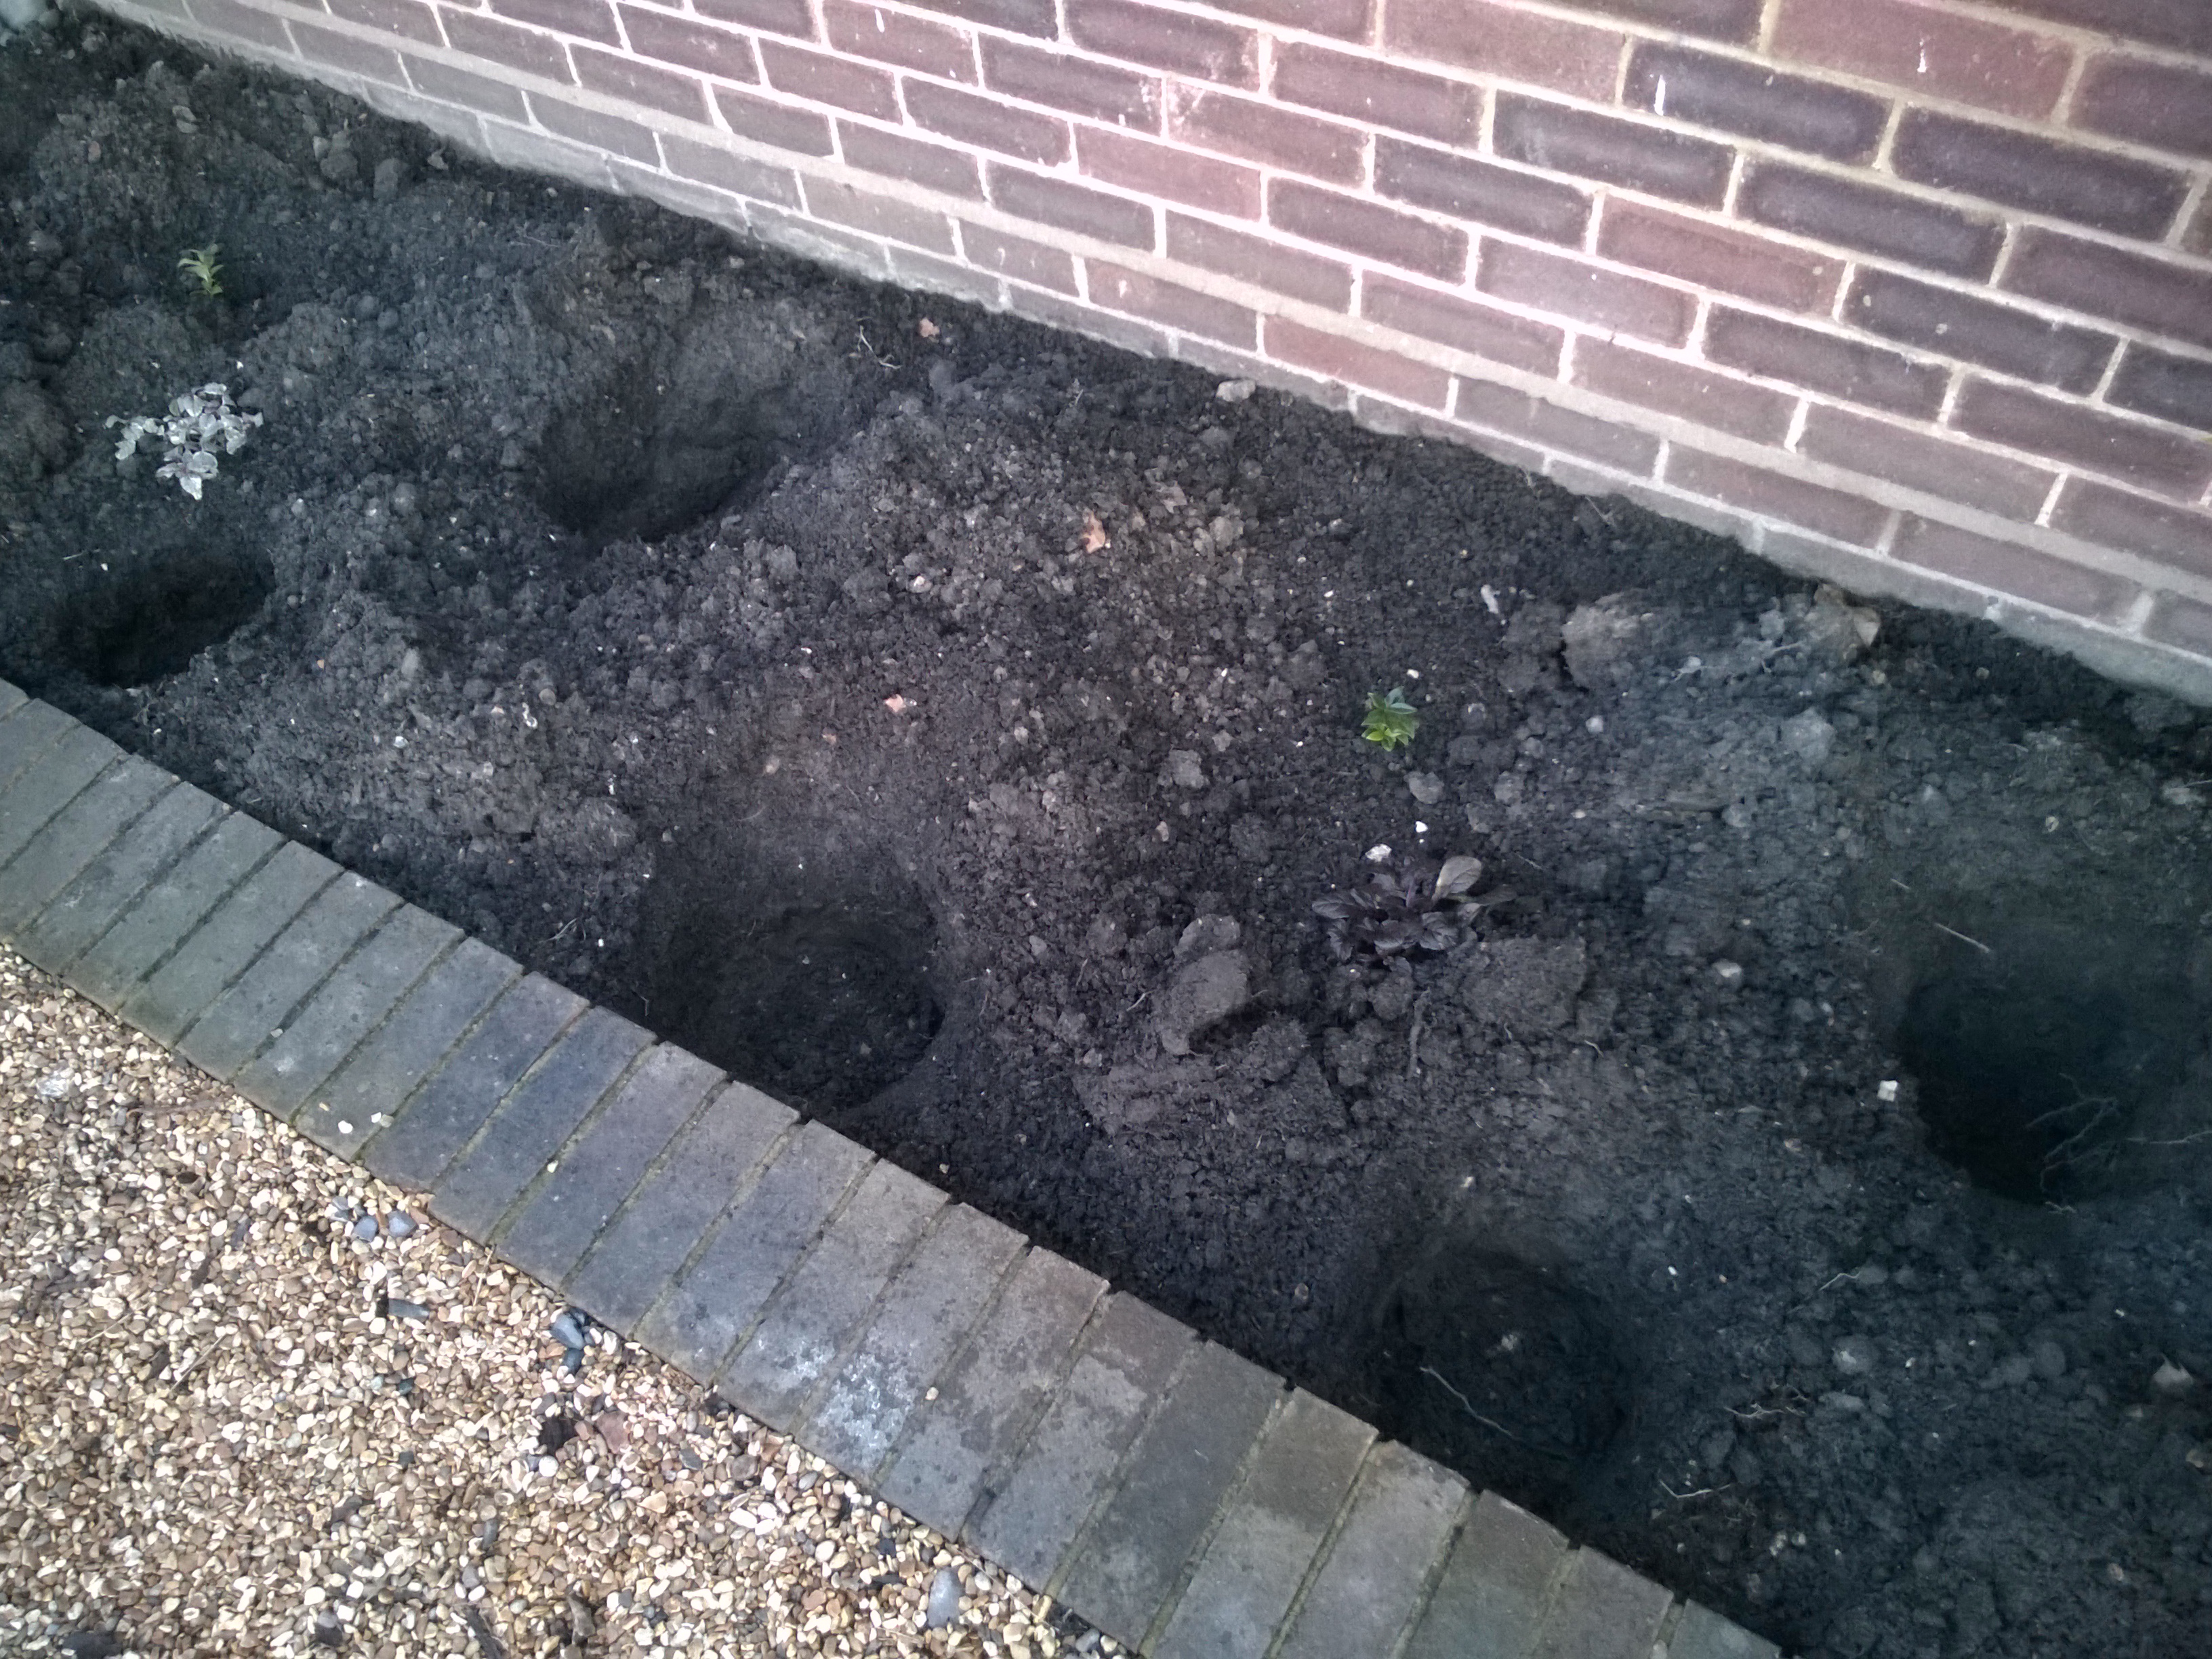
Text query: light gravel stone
0 946 1112 1659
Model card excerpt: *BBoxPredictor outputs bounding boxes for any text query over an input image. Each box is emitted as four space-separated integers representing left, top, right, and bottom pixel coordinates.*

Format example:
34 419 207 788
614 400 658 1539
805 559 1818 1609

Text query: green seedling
1313 853 1499 961
178 243 224 300
1361 686 1420 752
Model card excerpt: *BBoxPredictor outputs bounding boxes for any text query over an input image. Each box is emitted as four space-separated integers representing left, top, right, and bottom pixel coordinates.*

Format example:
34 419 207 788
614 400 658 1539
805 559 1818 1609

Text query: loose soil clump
3 17 2211 1657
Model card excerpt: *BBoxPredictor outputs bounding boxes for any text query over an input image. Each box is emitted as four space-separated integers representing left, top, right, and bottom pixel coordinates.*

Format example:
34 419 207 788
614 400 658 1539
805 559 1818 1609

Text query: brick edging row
0 681 1788 1654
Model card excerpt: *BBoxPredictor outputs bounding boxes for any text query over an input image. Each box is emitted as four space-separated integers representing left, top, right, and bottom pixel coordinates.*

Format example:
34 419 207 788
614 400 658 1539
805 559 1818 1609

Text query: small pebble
384 1298 431 1321
384 1210 417 1238
550 1309 590 1350
352 1214 379 1242
562 1346 586 1374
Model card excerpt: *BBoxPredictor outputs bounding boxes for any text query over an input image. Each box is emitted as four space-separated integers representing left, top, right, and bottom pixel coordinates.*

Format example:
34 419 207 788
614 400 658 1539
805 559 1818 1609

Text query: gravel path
0 944 1106 1658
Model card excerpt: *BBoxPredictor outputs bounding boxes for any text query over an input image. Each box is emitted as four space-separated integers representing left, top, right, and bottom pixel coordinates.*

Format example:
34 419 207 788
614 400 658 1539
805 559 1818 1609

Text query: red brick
961 221 1078 292
1268 180 1466 280
441 10 573 81
1738 163 2001 279
1386 0 1620 102
1771 0 2071 121
663 131 802 205
489 0 615 43
1797 405 2057 520
2145 594 2212 655
1204 0 1370 42
983 37 1158 129
190 0 298 47
1893 515 2131 619
1573 339 1794 441
1365 396 1545 468
2074 56 2212 163
691 0 812 38
2053 480 2212 578
1708 308 1946 417
573 45 710 119
293 20 407 80
1166 86 1364 185
1984 0 2211 56
1541 0 1761 43
326 0 441 45
1624 43 1887 163
1080 128 1258 218
1361 274 1564 374
1597 200 1839 312
1271 43 1481 148
1452 377 1655 470
906 80 1069 163
759 41 900 119
1375 138 1589 245
2107 346 2212 432
1666 447 1891 544
1892 110 2188 241
1478 241 1695 346
1068 0 1256 87
804 177 957 250
900 0 1054 37
619 7 756 82
1012 287 1173 358
1265 317 1452 407
989 163 1155 248
1166 214 1352 308
715 86 834 152
837 121 984 196
1845 270 2114 394
2003 230 2212 351
529 90 660 158
1954 380 2212 497
823 1 975 83
1493 96 1733 208
1087 262 1256 346
406 52 531 117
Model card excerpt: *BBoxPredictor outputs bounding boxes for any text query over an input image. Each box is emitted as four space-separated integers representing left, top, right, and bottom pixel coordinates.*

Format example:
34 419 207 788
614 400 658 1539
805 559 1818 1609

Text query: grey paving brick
0 727 122 867
1404 1490 1571 1659
970 1294 1193 1593
178 873 399 1080
804 1204 1026 1482
1668 1600 1782 1659
68 812 281 1010
497 1043 724 1285
716 1158 945 1433
563 1081 796 1333
634 1120 870 1381
1055 1342 1284 1647
0 700 71 790
878 1248 1105 1540
430 1006 652 1238
0 678 24 719
301 938 520 1158
119 840 337 1046
1273 1441 1468 1659
1153 1389 1375 1659
14 785 226 975
1534 1548 1673 1659
0 760 172 936
364 974 585 1191
232 905 461 1118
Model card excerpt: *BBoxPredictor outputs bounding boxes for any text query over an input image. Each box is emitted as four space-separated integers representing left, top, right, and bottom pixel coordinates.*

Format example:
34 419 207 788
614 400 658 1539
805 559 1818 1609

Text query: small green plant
1312 853 1496 960
1361 686 1420 751
108 382 262 500
178 243 223 299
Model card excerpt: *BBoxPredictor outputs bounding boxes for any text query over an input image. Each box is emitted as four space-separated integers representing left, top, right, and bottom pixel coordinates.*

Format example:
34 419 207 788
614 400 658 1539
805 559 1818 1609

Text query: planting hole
533 316 786 545
1366 1245 1623 1503
1893 922 2199 1202
642 893 941 1115
54 550 271 687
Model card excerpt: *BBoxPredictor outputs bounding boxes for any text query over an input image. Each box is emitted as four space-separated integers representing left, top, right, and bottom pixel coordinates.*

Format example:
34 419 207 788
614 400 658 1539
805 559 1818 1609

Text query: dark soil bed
5 16 2212 1657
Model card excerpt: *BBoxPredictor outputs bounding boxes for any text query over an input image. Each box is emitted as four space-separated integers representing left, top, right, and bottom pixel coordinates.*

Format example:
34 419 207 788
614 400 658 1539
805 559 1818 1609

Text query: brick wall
89 0 2212 699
